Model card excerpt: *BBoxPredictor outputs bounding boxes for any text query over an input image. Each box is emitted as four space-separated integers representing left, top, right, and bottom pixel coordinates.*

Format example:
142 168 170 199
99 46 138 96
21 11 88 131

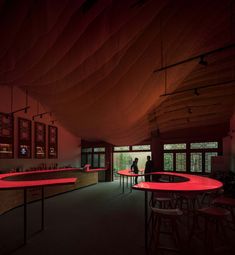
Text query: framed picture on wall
18 118 31 158
0 112 14 158
34 121 46 159
48 125 58 158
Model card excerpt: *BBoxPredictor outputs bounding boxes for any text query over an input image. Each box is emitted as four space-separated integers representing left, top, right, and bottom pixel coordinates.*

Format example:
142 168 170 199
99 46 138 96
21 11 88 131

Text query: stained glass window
205 152 218 173
93 154 99 167
99 154 105 168
164 144 186 150
81 154 86 167
190 142 218 149
87 154 92 165
94 147 105 152
132 145 151 151
176 153 186 172
114 146 130 151
164 153 173 171
190 153 202 172
82 148 92 153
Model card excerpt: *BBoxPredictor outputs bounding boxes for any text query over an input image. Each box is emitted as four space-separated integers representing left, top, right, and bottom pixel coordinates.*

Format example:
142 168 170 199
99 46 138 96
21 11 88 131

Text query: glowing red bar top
83 164 107 173
0 168 79 190
131 172 223 192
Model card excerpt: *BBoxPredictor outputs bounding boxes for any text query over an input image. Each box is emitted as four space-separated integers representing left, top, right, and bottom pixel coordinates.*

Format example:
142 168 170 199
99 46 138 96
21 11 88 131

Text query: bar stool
175 192 201 233
153 192 175 209
190 206 231 253
176 192 201 212
149 207 183 253
148 192 176 228
212 196 235 230
200 188 224 206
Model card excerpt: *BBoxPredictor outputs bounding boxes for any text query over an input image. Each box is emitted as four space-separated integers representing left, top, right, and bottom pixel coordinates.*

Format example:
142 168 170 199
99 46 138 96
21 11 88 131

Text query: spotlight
194 88 200 96
199 55 208 66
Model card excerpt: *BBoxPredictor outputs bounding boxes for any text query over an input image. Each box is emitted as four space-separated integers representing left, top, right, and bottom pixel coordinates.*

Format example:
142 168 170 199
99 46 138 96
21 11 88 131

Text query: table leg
119 175 121 187
41 186 45 231
130 177 133 193
122 175 124 193
126 176 129 188
145 191 148 251
23 188 27 245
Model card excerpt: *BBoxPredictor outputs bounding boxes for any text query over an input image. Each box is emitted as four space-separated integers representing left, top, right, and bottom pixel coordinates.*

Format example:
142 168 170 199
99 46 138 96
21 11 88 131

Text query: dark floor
0 181 234 255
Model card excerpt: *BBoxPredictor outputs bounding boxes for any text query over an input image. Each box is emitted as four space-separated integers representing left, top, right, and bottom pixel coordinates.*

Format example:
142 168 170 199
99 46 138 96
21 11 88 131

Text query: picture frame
48 125 58 158
34 121 46 159
18 117 31 158
0 112 14 158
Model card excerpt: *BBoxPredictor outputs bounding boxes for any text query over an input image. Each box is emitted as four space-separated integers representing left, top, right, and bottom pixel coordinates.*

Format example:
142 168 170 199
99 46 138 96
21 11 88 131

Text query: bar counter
0 167 105 214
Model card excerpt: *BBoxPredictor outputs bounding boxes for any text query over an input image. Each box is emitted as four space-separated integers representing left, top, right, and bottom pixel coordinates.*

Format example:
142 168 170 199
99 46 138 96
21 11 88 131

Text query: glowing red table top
0 168 78 190
117 169 146 177
132 172 223 192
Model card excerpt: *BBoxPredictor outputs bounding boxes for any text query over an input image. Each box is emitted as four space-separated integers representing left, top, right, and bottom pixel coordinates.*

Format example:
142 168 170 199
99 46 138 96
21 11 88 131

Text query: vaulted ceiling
0 0 235 145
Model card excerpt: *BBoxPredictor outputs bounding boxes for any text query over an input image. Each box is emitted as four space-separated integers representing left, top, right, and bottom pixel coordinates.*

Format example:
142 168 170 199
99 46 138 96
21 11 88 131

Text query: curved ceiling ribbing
0 0 234 145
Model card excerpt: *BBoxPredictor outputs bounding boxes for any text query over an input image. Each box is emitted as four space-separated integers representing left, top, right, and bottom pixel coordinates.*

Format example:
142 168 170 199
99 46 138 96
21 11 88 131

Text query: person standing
145 155 153 182
131 158 139 184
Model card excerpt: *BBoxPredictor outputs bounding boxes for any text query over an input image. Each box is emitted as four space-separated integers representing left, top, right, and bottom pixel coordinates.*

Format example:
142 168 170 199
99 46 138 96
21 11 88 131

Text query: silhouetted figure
131 158 139 184
145 155 153 182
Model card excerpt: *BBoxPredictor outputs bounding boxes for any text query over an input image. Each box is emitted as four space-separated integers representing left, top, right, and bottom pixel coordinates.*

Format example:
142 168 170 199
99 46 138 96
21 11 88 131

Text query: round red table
117 169 149 193
131 171 223 250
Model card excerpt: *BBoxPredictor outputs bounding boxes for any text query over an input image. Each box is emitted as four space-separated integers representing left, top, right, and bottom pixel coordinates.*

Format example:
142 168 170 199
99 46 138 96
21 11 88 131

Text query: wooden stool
153 192 175 209
190 207 231 253
150 207 183 253
212 196 235 230
201 188 224 206
176 192 201 212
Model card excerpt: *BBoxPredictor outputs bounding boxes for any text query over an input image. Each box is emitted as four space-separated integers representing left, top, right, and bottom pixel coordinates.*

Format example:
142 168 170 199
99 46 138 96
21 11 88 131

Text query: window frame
162 140 222 174
81 147 106 168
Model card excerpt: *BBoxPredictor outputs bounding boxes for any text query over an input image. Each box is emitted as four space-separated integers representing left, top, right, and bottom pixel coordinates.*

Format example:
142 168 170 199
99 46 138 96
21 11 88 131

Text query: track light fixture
154 43 235 73
8 106 30 116
199 55 208 66
51 120 57 125
32 111 51 121
160 79 235 97
194 88 200 96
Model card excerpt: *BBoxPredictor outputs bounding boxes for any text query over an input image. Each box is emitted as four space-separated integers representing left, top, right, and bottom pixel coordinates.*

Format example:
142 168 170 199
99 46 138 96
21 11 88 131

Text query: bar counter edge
0 168 99 215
